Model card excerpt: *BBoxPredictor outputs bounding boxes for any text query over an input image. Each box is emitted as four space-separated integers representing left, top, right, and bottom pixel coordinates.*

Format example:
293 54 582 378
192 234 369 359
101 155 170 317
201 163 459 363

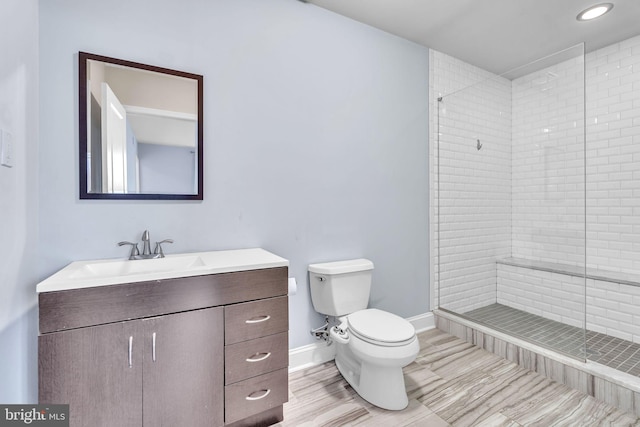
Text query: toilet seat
347 309 416 347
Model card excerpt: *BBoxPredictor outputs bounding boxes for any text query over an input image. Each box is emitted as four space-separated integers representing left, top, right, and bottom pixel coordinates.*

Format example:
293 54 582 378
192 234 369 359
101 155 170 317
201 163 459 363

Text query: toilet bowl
308 259 420 410
330 309 419 410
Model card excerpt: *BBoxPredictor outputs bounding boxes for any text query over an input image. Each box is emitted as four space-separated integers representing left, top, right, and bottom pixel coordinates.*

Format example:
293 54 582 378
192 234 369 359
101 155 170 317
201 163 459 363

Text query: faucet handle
154 239 174 258
118 241 140 260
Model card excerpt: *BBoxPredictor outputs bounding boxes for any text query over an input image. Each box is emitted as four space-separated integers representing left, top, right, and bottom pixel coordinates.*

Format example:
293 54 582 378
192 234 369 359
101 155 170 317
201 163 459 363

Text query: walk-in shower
434 37 640 382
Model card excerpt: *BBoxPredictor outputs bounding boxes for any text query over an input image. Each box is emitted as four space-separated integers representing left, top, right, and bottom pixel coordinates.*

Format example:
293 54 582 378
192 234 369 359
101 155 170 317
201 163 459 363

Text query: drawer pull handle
152 332 157 362
246 352 271 363
128 336 133 368
246 389 271 401
245 315 271 324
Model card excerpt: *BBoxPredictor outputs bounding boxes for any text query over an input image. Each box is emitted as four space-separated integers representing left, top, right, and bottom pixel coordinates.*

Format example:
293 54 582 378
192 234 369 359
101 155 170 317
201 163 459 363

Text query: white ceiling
305 0 640 77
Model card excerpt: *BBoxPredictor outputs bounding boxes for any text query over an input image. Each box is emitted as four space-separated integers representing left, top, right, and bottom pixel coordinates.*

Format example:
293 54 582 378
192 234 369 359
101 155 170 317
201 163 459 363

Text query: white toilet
308 258 420 410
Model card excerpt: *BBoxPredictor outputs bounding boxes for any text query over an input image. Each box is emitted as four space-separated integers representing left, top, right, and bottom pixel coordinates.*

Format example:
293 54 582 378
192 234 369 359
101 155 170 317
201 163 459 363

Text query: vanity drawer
225 332 288 385
224 368 288 424
225 296 288 345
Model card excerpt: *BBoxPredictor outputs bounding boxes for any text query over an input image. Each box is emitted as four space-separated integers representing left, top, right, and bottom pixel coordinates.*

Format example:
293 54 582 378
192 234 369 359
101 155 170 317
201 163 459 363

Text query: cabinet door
142 307 224 427
39 321 142 427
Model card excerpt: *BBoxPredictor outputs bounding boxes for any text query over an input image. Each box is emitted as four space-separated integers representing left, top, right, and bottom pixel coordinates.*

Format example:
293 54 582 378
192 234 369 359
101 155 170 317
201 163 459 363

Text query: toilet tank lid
308 258 374 275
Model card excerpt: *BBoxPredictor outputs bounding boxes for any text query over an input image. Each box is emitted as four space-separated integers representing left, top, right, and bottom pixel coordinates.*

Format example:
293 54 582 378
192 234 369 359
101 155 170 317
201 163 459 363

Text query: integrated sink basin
69 255 207 280
37 248 289 293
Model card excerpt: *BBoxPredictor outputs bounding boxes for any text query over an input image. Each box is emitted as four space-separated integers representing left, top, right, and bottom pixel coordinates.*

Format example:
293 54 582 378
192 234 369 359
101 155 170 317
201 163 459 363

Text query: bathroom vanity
37 248 289 427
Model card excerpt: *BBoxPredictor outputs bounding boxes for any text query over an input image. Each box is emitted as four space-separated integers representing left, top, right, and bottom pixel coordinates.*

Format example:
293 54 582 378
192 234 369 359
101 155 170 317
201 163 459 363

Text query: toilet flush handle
317 276 326 282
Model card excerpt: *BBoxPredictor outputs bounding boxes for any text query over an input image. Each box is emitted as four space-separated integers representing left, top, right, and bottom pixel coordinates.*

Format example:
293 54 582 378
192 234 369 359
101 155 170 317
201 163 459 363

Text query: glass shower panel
436 45 586 360
435 73 512 314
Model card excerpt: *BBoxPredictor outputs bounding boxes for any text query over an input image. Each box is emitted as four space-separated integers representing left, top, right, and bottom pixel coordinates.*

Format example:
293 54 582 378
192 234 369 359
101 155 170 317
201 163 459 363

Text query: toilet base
334 344 412 411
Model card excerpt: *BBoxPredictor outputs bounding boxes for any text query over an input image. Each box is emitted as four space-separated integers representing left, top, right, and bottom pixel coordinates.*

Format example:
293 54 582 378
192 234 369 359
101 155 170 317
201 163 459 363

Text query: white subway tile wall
430 50 512 313
431 34 640 328
512 51 586 266
586 35 640 274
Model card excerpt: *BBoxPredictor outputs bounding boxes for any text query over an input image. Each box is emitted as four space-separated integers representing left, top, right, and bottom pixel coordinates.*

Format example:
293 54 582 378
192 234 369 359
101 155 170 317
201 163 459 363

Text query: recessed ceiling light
577 3 614 21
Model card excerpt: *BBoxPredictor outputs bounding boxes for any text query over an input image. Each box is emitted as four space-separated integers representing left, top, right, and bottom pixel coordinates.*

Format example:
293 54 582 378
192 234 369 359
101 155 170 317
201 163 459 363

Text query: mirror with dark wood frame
79 52 203 200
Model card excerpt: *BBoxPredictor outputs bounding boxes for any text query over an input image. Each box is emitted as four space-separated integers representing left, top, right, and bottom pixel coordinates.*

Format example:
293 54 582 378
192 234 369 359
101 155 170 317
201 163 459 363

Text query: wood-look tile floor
277 329 640 426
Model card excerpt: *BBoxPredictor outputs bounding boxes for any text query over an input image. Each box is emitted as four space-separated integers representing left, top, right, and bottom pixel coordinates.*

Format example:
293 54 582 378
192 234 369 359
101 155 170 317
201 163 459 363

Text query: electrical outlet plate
1 129 14 168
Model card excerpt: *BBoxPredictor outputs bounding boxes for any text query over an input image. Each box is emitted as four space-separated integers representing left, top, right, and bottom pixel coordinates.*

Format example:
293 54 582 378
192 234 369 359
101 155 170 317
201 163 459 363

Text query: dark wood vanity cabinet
38 267 288 427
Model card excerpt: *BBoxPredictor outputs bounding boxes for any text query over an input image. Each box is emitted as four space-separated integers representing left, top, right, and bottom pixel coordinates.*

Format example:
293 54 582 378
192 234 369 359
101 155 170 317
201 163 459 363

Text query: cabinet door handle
246 352 271 363
128 336 133 368
245 389 271 401
245 315 271 324
152 332 157 362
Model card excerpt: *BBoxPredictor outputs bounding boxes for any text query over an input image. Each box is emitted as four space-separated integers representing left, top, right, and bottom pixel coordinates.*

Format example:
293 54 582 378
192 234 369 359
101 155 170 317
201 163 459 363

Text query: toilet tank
308 259 374 317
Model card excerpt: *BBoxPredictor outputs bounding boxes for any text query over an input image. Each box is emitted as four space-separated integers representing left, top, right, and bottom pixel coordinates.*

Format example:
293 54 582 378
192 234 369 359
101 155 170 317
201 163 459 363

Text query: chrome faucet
141 230 152 257
118 230 173 260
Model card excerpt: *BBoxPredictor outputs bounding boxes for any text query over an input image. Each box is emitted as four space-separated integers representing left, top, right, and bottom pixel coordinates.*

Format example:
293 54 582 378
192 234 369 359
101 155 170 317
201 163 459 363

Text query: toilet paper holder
288 277 297 295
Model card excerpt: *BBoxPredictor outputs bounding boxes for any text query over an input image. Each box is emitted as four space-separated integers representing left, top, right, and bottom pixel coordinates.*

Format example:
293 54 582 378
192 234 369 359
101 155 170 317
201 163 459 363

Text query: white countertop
36 248 289 293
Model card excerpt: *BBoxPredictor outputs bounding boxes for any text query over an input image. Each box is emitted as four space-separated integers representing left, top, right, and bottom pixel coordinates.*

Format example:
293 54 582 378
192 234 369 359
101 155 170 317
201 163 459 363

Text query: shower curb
435 309 640 418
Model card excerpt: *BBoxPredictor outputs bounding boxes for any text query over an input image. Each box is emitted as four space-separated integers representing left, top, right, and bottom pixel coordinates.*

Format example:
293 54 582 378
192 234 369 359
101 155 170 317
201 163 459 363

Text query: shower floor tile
463 303 640 377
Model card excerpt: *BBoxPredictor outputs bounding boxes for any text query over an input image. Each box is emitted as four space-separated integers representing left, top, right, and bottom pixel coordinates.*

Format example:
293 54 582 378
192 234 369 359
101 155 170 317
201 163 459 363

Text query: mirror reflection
79 52 203 200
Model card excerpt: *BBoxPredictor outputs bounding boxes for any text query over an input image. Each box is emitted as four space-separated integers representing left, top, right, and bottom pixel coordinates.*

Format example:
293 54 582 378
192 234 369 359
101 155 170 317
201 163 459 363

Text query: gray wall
0 0 39 403
38 0 429 365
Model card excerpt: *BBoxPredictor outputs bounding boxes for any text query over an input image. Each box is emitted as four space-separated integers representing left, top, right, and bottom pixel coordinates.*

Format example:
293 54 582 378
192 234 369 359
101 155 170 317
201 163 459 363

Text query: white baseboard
407 311 435 333
288 311 434 373
288 340 336 373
